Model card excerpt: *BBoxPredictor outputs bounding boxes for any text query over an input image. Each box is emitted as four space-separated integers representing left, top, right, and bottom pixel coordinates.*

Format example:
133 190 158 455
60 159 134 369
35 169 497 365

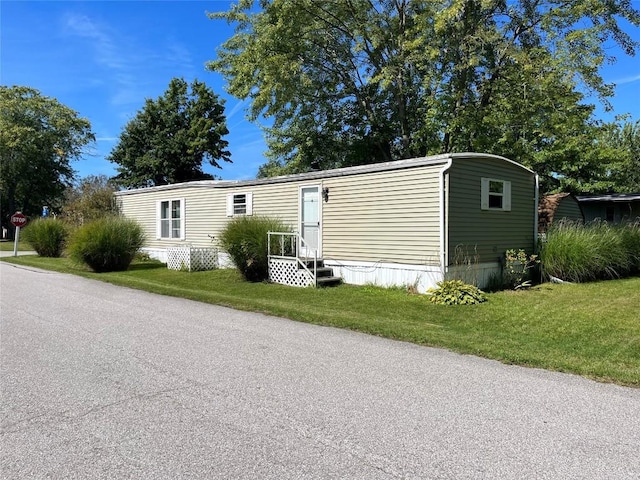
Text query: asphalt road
1 262 639 479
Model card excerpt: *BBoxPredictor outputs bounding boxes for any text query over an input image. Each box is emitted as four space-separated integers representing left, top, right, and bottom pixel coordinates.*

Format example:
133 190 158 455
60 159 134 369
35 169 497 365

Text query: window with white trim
481 178 511 211
157 198 185 239
226 192 253 216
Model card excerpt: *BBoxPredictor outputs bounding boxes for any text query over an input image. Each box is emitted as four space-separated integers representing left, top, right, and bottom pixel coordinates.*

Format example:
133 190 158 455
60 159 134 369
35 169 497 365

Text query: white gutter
439 158 453 273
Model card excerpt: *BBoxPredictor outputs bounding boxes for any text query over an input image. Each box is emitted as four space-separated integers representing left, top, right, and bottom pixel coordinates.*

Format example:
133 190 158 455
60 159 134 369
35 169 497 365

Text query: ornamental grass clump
540 220 638 282
66 216 145 272
427 280 487 305
619 221 640 275
218 216 292 282
21 217 69 257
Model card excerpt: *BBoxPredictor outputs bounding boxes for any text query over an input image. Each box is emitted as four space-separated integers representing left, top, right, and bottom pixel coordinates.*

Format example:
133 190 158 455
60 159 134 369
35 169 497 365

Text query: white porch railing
267 231 318 287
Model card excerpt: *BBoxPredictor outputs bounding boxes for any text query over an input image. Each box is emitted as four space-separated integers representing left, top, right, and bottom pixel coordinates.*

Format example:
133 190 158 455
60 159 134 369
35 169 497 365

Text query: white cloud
64 13 127 71
62 13 141 107
227 99 248 121
164 41 196 76
613 74 640 85
61 12 202 112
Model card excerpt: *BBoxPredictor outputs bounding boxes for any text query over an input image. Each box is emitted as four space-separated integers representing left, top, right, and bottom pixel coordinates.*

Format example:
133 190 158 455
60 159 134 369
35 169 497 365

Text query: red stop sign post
10 212 28 257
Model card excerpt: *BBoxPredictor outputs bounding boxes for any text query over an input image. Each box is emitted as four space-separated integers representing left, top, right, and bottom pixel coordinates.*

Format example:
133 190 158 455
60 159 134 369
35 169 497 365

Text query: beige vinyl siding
117 184 300 250
322 166 443 265
243 183 298 225
117 186 224 249
117 192 159 246
117 163 444 265
447 157 536 265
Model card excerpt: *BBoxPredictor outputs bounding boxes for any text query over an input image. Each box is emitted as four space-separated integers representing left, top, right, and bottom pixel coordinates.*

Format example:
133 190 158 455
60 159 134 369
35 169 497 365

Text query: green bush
218 216 292 282
66 216 145 272
427 280 487 305
21 218 69 257
540 220 639 282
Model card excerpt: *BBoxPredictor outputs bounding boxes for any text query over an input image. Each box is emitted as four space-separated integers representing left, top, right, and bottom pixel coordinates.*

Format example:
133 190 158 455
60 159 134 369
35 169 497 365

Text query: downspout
534 174 539 252
439 158 453 275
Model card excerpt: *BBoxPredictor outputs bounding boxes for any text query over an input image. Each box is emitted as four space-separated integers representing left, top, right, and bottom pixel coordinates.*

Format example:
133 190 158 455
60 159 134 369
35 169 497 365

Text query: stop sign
10 212 27 228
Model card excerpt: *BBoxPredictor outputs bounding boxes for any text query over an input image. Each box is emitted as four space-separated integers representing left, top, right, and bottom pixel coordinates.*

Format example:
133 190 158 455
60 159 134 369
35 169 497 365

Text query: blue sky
2 0 639 182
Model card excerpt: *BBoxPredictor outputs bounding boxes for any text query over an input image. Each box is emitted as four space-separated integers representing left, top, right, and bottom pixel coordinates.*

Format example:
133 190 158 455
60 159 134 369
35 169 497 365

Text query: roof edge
114 152 530 196
576 193 640 202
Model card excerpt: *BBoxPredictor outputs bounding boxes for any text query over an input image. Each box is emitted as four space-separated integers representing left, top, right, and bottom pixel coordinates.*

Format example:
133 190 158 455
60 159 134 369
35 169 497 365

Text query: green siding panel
555 197 583 223
447 158 536 265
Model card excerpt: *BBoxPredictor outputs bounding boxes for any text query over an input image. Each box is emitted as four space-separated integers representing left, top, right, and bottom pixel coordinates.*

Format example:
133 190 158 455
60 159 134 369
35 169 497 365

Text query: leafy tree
538 119 640 194
533 121 640 194
0 86 94 235
604 120 640 192
61 174 119 226
209 0 639 188
108 78 231 188
528 116 620 194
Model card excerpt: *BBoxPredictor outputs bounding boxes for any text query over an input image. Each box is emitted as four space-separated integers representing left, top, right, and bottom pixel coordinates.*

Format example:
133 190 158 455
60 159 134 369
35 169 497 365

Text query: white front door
300 185 321 257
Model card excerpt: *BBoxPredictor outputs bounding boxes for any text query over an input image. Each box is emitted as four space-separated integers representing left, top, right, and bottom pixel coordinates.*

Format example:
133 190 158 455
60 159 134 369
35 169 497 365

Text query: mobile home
115 153 539 292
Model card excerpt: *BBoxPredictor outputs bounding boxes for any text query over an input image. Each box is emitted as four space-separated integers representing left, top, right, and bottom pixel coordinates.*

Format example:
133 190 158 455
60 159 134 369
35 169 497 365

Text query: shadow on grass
127 261 166 271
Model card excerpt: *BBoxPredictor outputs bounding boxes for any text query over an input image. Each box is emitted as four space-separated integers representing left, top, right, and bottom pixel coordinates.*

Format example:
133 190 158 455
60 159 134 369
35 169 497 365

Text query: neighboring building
576 194 640 224
538 193 584 233
115 153 539 292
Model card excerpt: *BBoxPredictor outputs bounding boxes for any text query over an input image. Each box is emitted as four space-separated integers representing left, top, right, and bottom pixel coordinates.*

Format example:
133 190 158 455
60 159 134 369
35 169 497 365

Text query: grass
2 254 639 387
0 240 29 251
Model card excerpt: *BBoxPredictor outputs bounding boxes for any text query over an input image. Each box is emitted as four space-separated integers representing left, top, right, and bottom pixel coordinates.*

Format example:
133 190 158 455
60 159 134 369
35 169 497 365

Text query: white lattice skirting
269 258 314 287
167 246 218 272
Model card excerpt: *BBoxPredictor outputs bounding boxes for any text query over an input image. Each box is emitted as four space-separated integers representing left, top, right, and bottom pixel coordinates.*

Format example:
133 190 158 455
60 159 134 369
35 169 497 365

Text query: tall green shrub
21 218 69 257
218 216 292 282
66 216 145 272
541 220 638 282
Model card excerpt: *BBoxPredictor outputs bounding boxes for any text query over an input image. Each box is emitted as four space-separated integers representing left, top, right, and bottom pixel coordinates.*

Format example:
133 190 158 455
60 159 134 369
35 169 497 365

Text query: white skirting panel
141 247 500 292
216 252 235 269
141 247 168 263
322 259 445 293
166 246 218 271
142 247 235 269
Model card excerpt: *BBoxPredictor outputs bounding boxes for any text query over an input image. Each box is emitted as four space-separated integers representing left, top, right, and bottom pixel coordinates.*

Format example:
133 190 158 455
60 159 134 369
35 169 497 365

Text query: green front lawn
3 255 639 387
0 240 28 251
